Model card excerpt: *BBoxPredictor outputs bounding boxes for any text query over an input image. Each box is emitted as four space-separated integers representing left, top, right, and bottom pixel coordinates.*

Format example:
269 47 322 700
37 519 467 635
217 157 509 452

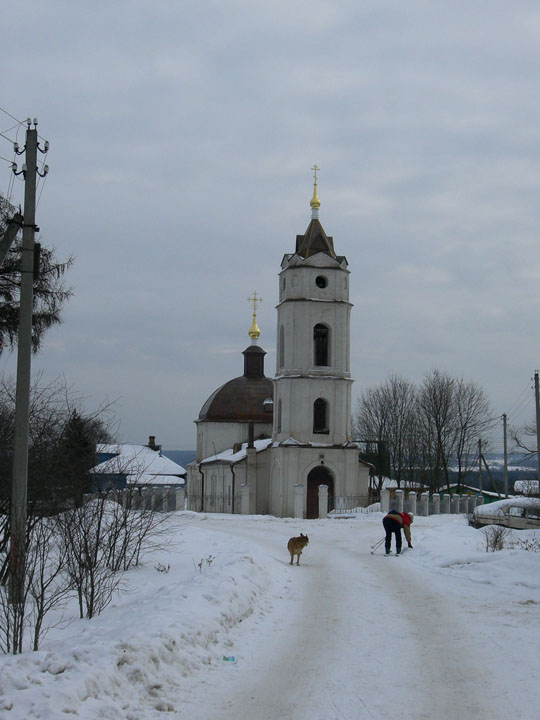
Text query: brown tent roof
295 218 336 259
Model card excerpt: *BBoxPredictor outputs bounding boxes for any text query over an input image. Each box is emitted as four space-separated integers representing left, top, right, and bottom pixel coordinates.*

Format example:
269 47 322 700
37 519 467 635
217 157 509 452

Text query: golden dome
310 183 320 210
248 313 260 339
247 291 262 340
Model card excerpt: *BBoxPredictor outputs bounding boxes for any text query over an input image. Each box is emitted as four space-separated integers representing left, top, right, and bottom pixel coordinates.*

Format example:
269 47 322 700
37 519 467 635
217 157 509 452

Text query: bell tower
273 167 353 445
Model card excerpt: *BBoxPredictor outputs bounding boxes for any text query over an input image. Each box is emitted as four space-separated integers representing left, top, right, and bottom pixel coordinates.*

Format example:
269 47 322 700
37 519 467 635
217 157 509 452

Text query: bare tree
0 374 116 652
354 385 391 491
0 581 26 654
56 488 168 620
355 375 419 489
26 517 71 651
511 420 537 461
417 370 457 492
383 375 419 487
56 497 120 619
103 491 169 572
356 370 492 493
453 379 494 491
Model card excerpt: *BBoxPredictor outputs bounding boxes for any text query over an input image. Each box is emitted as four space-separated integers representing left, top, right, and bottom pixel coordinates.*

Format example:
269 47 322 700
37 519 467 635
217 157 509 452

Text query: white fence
380 488 483 516
91 486 186 512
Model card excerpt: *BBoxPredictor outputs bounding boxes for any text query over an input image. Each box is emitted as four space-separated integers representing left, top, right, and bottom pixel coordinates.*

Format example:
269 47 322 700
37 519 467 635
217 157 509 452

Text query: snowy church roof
200 438 273 466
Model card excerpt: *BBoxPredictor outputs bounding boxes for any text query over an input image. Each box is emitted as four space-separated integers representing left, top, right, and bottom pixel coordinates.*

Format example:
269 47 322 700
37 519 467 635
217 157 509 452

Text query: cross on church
311 164 320 183
247 291 263 313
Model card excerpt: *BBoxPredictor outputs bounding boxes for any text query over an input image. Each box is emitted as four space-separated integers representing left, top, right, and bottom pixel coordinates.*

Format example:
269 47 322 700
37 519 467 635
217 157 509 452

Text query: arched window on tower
277 398 282 434
279 325 285 368
313 324 329 366
313 398 329 434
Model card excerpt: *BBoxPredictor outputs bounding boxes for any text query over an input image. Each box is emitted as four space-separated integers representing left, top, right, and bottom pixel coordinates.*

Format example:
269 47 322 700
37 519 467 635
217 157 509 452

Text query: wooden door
306 467 334 519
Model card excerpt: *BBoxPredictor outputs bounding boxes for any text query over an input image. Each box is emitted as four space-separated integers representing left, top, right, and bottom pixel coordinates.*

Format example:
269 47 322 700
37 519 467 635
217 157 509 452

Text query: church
186 169 371 518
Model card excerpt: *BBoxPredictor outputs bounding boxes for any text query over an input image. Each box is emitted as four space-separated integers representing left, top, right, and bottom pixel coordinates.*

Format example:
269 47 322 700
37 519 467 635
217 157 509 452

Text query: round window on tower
315 275 328 288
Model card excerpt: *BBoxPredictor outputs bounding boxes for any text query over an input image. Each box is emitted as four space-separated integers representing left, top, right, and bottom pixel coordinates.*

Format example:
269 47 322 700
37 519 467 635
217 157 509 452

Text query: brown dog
287 533 309 565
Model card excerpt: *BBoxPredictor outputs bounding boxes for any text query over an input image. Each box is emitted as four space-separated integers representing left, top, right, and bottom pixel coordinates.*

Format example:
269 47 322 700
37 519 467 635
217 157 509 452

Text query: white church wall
273 376 353 444
279 254 350 304
254 449 271 514
274 251 354 448
275 300 351 378
186 462 201 511
269 446 369 517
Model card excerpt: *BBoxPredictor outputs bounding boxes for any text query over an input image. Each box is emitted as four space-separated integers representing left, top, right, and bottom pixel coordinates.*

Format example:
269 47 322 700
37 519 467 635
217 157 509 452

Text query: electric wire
36 174 48 211
506 383 534 426
34 146 50 210
0 106 48 145
1 149 17 201
0 106 25 127
6 164 17 202
506 381 532 416
1 122 21 135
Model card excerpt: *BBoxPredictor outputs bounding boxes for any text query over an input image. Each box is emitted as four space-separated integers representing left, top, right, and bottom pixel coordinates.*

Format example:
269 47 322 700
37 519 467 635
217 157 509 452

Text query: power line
36 174 48 210
0 108 48 146
1 122 21 134
0 105 25 126
506 381 533 419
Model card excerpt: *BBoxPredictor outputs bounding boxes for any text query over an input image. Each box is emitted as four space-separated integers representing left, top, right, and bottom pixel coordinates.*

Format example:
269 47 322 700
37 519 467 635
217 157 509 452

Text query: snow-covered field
1 511 539 720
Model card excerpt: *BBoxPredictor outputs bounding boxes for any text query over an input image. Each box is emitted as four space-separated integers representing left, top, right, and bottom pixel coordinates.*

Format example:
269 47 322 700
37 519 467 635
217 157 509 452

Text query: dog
287 533 309 565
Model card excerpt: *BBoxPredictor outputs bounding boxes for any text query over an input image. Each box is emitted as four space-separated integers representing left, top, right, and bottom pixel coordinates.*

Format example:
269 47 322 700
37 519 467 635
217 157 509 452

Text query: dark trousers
383 516 402 554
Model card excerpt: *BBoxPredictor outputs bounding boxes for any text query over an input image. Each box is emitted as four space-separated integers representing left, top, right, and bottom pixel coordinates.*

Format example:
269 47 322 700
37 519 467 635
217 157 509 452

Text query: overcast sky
1 1 539 451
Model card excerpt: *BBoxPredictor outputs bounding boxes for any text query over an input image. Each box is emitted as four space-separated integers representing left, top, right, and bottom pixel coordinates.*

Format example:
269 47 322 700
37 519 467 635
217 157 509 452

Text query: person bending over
382 510 413 555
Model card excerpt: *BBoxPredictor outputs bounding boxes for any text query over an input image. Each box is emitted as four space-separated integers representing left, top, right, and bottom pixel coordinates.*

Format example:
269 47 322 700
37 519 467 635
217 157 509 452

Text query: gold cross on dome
247 291 263 313
311 164 320 183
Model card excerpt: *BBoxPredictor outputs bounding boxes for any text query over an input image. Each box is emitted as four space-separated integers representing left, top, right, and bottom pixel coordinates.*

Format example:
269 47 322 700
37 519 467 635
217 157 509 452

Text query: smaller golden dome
310 183 320 209
248 313 260 339
247 291 262 340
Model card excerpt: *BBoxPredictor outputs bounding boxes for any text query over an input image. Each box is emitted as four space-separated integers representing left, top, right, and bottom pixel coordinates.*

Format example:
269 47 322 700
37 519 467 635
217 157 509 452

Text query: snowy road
185 516 514 720
2 512 538 720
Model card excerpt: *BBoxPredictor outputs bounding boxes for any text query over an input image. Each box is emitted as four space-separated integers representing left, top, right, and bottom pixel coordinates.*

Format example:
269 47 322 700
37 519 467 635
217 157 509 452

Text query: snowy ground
1 511 539 720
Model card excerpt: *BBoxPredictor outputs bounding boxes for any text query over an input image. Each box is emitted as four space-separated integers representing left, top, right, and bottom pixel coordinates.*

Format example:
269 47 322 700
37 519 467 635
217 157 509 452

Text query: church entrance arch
306 466 334 519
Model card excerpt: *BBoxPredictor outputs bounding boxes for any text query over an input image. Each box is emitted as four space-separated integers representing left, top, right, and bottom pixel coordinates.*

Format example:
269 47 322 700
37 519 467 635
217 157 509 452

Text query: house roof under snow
92 444 186 485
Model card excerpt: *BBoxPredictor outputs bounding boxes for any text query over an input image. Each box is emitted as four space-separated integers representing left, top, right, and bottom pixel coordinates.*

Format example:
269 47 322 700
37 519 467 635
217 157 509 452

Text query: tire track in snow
183 518 513 720
356 546 512 720
194 519 394 719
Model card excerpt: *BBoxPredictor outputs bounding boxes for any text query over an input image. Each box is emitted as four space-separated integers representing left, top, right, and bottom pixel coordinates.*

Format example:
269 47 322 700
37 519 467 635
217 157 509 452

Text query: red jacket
399 512 412 528
385 511 413 543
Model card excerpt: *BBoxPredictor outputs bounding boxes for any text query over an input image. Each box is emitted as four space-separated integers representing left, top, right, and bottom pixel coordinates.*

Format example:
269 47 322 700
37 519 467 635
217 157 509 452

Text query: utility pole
478 438 482 496
8 119 48 609
535 370 540 495
0 212 23 265
503 414 508 498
